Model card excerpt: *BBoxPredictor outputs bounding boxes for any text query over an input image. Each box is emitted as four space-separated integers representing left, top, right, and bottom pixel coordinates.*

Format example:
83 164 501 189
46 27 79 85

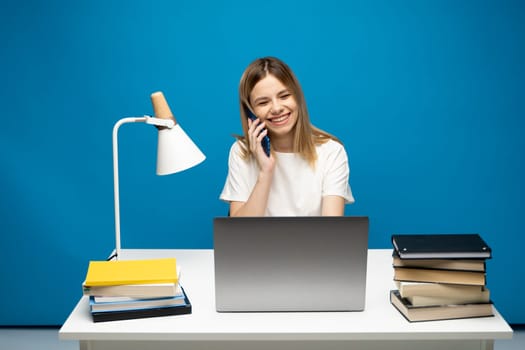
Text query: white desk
59 249 512 350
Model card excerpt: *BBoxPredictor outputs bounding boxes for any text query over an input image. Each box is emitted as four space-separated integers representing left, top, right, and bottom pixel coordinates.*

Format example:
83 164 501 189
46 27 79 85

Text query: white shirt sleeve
220 142 257 203
320 141 355 204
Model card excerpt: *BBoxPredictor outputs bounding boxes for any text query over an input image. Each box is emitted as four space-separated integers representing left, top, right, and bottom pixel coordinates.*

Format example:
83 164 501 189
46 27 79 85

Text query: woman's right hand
247 117 275 174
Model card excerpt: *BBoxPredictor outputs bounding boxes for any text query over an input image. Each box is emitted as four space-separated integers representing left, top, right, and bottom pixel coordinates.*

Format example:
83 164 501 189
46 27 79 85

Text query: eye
279 92 292 100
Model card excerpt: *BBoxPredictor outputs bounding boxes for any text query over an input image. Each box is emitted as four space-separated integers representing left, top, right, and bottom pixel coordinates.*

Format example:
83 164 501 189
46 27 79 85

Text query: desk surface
59 249 512 342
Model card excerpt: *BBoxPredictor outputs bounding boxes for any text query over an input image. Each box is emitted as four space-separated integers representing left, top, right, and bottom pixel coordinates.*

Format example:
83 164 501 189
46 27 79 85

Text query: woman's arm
229 118 275 216
321 195 345 216
229 169 273 216
320 141 353 215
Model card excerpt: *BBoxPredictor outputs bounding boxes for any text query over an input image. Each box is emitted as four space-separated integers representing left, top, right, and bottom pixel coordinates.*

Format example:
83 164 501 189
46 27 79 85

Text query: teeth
272 115 288 123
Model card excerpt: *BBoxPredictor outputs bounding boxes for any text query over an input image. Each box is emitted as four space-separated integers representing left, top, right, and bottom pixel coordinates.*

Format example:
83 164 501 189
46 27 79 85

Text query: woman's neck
270 135 293 153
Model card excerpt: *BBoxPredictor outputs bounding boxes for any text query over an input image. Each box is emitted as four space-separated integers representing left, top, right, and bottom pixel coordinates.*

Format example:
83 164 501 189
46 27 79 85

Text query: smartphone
246 107 271 157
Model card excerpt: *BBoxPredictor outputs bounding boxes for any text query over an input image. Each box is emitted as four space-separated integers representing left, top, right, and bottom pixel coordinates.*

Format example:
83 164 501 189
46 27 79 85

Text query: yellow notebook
84 258 178 287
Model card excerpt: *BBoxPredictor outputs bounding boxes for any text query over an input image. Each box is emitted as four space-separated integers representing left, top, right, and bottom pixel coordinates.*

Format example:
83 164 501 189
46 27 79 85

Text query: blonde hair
236 57 341 166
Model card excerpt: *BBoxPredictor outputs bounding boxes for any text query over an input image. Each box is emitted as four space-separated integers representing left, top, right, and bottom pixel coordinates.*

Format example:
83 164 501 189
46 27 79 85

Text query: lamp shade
156 124 206 175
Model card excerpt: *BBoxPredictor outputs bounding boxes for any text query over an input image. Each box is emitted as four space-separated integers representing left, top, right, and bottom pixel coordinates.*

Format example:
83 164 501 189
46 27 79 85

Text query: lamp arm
112 116 151 260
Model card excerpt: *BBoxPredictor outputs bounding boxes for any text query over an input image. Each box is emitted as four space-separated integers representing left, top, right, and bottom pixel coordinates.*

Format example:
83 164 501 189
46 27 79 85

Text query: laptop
213 216 369 312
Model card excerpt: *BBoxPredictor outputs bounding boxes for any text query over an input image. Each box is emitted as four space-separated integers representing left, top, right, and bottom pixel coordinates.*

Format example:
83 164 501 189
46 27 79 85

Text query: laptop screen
213 216 369 312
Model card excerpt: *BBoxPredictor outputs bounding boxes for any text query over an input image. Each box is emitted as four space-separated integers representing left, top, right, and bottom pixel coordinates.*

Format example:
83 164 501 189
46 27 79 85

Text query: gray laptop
213 216 369 312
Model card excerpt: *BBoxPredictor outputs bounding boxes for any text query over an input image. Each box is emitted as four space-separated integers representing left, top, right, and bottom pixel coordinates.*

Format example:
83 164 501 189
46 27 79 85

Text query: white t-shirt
220 139 354 216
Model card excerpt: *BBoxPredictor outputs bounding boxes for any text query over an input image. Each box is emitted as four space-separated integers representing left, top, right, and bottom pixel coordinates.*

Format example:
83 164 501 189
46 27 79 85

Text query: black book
391 234 491 259
91 288 192 322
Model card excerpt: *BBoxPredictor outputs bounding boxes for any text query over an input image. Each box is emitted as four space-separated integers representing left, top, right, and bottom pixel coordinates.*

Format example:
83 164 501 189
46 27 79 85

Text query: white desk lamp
111 91 205 260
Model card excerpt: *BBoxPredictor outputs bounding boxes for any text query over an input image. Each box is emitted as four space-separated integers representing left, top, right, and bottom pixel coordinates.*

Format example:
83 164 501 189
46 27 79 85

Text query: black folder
91 288 192 322
391 234 491 259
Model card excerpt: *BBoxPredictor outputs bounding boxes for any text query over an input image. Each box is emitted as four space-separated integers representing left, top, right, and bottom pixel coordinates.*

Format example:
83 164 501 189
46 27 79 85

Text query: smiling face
239 57 313 156
249 74 298 150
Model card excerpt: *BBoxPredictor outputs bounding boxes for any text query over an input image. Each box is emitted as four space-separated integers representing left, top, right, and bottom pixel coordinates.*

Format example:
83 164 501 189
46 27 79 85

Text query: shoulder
315 139 349 171
228 140 247 157
316 139 347 157
228 140 254 166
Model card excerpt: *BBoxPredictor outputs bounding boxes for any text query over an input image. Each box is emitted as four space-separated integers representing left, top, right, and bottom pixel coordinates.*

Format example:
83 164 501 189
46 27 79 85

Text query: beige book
407 287 490 306
396 281 485 298
393 256 485 272
390 290 493 322
394 267 485 285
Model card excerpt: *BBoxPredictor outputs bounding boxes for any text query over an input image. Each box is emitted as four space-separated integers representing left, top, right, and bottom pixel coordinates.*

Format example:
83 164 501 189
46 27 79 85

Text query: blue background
1 0 524 325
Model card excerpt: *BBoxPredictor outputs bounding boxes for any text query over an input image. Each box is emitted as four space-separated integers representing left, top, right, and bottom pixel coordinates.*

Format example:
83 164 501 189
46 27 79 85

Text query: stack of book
389 234 494 322
82 258 191 322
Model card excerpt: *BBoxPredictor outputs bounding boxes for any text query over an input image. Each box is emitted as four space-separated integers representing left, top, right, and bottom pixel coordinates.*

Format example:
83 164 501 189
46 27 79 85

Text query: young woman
220 57 354 216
